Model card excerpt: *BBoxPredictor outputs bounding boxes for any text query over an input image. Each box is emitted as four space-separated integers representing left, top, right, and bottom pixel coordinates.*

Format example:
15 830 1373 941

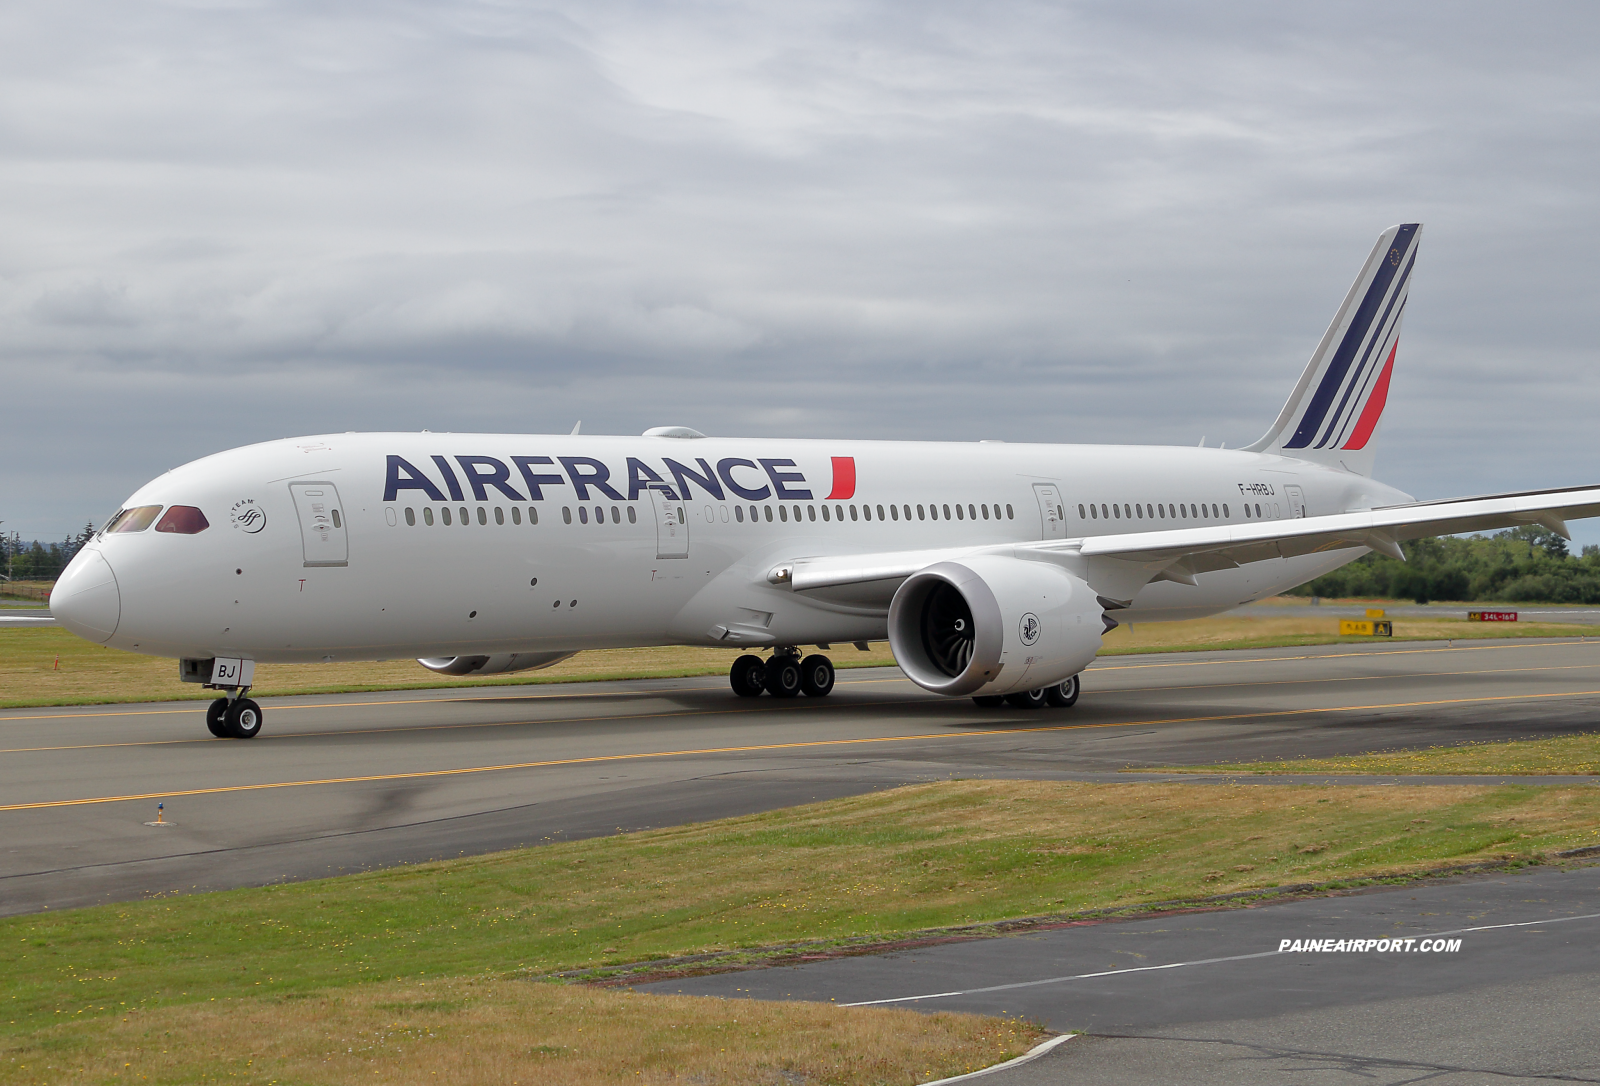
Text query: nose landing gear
206 689 264 738
729 650 835 699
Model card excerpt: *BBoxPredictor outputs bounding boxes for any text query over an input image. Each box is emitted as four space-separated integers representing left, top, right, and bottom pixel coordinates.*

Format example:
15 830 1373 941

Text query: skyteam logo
230 499 265 534
1019 612 1041 646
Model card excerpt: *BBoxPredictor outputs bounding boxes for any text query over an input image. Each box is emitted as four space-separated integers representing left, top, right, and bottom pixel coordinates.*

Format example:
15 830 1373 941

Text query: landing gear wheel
205 698 230 737
971 695 1005 707
1045 674 1081 708
764 655 803 698
225 698 264 739
730 654 767 698
799 654 835 697
1004 688 1048 709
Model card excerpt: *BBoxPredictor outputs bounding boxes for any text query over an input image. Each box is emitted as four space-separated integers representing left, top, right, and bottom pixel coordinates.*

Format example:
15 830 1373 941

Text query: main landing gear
730 651 835 699
972 673 1080 710
206 690 265 738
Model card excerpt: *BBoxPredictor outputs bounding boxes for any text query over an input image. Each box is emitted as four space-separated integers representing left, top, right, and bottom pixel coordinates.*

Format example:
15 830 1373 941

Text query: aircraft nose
50 548 121 643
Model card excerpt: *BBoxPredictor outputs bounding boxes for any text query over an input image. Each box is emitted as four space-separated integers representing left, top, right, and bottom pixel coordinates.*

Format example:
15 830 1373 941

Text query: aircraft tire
1004 688 1048 710
971 695 1005 707
799 654 835 697
226 698 264 739
730 655 767 698
764 656 803 698
205 698 230 737
1045 675 1081 708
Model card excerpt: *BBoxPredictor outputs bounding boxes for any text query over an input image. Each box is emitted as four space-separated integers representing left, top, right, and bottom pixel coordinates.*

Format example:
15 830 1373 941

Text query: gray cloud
3 1 1599 546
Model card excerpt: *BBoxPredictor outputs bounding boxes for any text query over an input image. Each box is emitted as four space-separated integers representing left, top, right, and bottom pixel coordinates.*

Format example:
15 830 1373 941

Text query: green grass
1150 732 1600 777
5 778 1599 1045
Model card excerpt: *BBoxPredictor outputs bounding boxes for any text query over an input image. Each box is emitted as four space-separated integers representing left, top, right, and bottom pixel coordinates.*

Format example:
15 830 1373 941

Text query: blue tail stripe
1312 249 1416 448
1285 224 1419 449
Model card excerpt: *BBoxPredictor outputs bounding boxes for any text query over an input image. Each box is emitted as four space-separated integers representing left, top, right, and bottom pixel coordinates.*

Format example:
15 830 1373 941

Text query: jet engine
887 557 1106 697
416 651 578 676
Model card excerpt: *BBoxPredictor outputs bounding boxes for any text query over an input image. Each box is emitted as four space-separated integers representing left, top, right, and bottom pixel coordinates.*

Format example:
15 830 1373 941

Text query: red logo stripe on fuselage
826 456 856 500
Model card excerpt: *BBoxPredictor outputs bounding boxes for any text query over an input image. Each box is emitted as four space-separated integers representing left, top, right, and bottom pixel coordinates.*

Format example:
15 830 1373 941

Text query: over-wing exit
50 225 1600 737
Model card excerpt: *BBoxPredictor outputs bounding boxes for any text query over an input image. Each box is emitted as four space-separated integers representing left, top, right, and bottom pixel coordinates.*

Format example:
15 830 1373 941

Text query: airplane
49 223 1600 738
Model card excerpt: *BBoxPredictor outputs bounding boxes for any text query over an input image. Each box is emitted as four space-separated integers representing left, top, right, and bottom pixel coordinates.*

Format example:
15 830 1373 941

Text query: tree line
1 525 96 583
1287 526 1600 604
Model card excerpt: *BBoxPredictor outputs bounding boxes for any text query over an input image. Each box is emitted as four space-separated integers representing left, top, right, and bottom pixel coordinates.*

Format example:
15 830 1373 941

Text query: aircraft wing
782 484 1600 605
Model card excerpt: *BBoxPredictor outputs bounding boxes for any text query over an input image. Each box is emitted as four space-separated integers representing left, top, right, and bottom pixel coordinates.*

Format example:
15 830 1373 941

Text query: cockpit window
155 506 210 534
108 505 163 533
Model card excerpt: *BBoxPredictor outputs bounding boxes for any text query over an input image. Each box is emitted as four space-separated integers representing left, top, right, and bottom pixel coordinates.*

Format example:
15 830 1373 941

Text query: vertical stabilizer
1244 224 1421 476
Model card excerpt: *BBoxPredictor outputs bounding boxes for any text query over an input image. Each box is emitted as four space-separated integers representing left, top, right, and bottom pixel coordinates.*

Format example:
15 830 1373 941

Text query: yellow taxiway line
6 685 1600 813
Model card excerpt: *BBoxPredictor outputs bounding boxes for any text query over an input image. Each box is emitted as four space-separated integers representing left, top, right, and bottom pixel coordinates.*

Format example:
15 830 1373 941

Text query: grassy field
5 778 1600 1083
1154 732 1600 777
5 601 1596 708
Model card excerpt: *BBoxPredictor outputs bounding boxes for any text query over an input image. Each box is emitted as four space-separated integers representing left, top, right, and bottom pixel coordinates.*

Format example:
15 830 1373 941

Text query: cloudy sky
4 1 1598 547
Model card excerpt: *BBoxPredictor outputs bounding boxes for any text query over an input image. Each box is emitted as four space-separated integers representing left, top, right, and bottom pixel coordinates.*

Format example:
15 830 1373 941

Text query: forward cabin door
288 482 349 567
1033 483 1066 540
1285 485 1308 518
648 486 689 559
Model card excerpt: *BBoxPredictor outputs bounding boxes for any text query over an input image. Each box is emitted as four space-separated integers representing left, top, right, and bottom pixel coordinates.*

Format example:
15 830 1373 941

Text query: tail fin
1244 223 1421 475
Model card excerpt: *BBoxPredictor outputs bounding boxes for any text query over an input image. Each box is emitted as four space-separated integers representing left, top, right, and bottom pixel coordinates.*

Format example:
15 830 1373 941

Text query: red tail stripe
1341 341 1397 451
826 456 856 500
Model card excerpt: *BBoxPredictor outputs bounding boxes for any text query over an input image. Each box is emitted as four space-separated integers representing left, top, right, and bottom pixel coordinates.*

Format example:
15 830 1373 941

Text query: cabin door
1285 485 1307 519
1033 483 1066 540
648 486 689 559
288 482 349 567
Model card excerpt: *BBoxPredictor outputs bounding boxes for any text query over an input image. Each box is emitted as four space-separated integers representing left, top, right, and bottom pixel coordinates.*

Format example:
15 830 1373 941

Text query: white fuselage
70 433 1411 664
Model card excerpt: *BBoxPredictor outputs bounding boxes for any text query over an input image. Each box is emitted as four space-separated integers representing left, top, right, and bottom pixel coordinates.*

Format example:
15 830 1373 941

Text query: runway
3 637 1600 917
642 865 1600 1084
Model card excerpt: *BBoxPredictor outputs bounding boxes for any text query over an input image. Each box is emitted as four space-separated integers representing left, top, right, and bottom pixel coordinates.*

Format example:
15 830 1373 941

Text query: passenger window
1101 503 1108 518
850 505 859 521
780 506 789 522
1214 503 1221 517
809 505 817 521
405 507 416 526
456 507 466 525
1090 504 1097 519
579 507 589 524
820 505 828 522
891 504 899 521
1006 504 1014 519
424 507 435 526
966 504 975 520
443 507 453 526
155 506 210 534
1135 504 1143 519
982 504 990 520
736 505 745 522
628 506 637 524
917 504 925 520
764 506 773 522
1245 505 1252 517
495 507 505 525
943 504 951 519
1156 505 1164 519
613 505 622 522
562 507 571 524
877 504 886 520
530 507 539 525
511 507 520 525
1113 505 1120 519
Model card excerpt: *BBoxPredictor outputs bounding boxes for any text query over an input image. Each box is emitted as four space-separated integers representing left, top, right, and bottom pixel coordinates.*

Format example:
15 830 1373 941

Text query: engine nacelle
416 651 578 676
888 557 1105 697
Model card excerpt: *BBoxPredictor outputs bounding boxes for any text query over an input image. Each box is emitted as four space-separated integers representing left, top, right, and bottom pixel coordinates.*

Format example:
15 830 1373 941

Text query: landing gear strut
972 674 1081 710
729 651 835 699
